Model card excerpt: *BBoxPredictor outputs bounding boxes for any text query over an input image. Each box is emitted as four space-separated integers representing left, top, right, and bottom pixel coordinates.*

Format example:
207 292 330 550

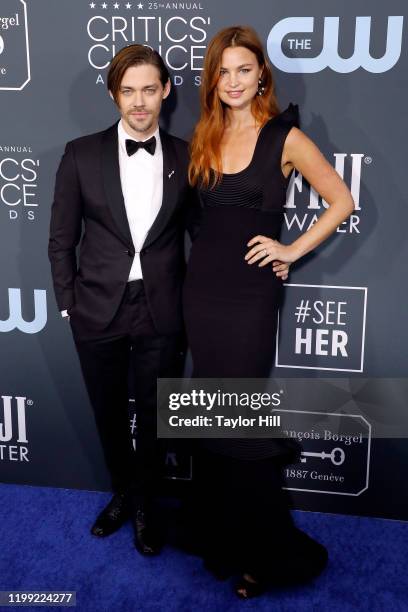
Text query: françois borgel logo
277 409 371 496
267 16 403 74
276 284 367 372
0 0 30 91
0 288 47 334
0 395 30 462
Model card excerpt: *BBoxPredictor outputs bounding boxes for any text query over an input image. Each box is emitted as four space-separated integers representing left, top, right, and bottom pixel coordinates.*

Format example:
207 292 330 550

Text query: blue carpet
0 484 407 611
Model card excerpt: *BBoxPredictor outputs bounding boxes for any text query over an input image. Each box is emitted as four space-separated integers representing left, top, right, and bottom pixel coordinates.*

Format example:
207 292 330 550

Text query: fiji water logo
0 288 47 333
0 395 28 443
267 16 404 73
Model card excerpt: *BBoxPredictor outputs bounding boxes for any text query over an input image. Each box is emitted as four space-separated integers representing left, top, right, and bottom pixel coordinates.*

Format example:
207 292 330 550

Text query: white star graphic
89 2 96 7
101 2 107 8
137 2 143 8
113 2 120 7
125 1 132 7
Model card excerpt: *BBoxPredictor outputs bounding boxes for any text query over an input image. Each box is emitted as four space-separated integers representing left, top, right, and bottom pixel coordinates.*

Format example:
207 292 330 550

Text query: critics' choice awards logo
0 0 30 90
267 16 403 73
86 2 210 86
284 153 366 235
0 395 30 462
0 148 40 221
276 285 367 372
0 288 47 334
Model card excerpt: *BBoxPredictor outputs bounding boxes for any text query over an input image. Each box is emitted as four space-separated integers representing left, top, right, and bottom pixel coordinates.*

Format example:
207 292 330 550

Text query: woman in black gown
182 26 355 598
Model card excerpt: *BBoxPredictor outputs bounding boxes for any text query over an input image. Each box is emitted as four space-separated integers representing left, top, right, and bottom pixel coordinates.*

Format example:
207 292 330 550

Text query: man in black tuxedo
48 45 199 555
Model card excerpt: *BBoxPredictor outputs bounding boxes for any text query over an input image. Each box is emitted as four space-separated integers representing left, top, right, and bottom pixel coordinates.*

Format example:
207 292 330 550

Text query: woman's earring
257 78 265 96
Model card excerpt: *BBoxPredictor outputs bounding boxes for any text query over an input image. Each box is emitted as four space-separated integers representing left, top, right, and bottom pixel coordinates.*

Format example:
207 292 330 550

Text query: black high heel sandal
235 574 268 599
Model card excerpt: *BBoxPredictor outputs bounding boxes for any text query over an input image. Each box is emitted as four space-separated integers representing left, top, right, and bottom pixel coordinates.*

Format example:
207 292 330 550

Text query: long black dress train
182 103 328 584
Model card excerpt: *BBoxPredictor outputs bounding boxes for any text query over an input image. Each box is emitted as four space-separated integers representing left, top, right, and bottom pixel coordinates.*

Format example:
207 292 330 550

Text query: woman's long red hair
189 25 280 188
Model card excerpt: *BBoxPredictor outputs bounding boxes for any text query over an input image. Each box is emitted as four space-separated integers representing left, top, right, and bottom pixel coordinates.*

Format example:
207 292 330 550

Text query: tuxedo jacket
48 123 200 337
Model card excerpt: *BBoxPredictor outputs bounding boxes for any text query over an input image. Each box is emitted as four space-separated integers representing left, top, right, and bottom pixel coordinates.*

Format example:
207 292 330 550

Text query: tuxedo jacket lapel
101 123 133 249
142 128 179 250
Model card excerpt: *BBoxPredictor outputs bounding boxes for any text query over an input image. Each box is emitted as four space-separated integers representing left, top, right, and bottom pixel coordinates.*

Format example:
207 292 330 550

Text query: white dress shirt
118 119 163 281
61 120 163 317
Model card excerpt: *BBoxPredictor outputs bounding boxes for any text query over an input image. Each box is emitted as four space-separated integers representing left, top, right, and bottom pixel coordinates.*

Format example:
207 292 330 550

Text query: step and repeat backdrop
1 0 407 520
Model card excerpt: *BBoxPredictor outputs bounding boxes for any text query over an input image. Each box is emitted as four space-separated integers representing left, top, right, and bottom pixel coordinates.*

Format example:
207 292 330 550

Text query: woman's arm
246 127 355 266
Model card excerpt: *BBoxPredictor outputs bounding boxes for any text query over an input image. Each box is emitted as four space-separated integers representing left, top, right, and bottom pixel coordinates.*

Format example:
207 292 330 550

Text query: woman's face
216 46 263 110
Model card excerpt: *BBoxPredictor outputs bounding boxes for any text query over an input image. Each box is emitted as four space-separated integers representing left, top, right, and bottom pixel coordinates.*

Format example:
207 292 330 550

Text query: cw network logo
267 16 403 73
0 288 47 333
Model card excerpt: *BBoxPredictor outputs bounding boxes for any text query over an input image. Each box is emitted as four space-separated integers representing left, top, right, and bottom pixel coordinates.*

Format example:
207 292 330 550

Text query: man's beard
126 113 154 135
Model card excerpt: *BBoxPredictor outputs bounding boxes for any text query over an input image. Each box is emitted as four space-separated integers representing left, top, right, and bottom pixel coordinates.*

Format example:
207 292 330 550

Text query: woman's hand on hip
245 235 298 269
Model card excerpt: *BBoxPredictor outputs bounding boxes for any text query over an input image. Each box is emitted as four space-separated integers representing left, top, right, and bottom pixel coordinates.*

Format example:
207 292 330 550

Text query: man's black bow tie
125 136 156 157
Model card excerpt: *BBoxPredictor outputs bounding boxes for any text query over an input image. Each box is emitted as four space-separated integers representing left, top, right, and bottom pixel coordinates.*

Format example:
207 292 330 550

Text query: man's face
113 63 170 138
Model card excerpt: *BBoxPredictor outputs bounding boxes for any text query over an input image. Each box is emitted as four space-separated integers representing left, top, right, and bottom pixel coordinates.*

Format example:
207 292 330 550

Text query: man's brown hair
107 44 170 103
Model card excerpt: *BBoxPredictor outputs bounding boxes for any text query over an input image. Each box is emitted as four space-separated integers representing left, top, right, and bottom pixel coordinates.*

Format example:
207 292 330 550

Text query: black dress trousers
71 280 184 498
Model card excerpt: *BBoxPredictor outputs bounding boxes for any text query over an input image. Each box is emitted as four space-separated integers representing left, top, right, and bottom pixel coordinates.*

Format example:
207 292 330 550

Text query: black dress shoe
91 491 130 537
131 507 164 555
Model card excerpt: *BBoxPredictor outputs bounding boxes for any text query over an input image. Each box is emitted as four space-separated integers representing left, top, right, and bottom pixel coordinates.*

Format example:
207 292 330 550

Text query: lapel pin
168 170 175 179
